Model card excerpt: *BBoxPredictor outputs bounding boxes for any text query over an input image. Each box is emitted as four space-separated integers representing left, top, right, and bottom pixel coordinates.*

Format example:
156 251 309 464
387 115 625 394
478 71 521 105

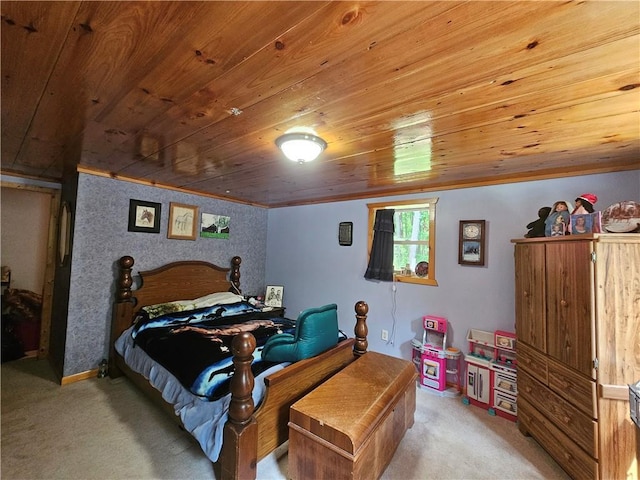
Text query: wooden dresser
512 234 640 480
288 351 417 480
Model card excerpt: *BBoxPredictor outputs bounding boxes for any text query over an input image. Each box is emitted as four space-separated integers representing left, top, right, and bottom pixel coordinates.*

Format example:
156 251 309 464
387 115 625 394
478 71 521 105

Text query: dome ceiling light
275 131 327 164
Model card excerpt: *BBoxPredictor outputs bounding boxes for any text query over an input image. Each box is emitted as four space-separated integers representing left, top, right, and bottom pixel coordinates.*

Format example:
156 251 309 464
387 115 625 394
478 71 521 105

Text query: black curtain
364 209 395 281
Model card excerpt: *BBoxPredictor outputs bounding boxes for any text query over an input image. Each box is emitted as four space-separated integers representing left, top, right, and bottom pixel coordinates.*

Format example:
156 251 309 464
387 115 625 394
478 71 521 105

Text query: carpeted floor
1 357 570 479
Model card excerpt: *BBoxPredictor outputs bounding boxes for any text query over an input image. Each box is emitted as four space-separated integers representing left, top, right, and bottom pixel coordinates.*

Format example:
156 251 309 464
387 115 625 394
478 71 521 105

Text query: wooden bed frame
109 255 369 480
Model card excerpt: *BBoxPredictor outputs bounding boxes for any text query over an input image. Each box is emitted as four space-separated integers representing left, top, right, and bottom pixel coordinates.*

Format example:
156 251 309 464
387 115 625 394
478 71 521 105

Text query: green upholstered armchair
261 303 339 363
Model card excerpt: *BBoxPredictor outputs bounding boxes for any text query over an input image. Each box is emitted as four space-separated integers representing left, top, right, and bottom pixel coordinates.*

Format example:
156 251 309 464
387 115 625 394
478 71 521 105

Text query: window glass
367 198 438 286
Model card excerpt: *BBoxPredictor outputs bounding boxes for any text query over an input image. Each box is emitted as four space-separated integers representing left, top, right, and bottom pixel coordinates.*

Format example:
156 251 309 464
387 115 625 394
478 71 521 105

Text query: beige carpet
1 357 569 480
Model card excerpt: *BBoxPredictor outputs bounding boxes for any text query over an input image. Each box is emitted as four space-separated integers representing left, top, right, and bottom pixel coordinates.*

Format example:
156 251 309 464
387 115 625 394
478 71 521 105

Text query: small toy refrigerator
411 315 461 396
463 329 517 421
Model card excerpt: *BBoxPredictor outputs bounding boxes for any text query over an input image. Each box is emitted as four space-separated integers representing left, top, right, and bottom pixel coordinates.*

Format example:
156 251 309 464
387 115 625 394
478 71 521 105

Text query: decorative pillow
141 292 244 320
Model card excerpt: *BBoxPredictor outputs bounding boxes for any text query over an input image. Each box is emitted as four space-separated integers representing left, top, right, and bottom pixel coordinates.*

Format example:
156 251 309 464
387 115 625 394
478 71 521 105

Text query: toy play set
463 328 517 421
411 315 462 397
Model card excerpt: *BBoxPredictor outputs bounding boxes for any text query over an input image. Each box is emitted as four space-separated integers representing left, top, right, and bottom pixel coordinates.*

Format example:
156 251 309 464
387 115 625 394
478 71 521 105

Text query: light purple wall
265 171 640 362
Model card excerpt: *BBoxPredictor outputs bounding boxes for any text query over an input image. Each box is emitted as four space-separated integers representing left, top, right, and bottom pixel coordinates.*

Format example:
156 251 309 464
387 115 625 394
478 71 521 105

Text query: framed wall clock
458 220 486 266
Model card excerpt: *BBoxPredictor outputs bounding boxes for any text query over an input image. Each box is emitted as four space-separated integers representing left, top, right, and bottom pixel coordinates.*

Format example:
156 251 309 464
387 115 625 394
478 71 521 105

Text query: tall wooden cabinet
512 234 639 480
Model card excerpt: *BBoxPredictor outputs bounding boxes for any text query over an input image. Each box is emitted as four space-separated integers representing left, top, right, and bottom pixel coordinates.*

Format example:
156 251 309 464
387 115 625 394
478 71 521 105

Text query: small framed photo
265 285 284 308
128 199 161 233
570 214 593 235
168 202 198 240
458 220 486 266
590 211 602 233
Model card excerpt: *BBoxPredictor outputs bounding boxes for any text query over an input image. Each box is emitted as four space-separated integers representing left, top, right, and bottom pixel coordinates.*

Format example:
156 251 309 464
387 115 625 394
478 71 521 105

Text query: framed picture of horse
128 199 161 233
168 202 198 240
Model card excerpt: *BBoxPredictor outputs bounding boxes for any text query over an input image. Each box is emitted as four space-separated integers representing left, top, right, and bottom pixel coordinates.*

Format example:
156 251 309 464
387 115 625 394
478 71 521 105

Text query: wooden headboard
114 255 242 316
131 257 239 315
110 255 242 374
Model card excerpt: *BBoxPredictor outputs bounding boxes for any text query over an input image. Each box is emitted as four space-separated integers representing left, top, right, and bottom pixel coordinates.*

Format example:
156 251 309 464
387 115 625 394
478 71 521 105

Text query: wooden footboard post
354 300 369 356
110 256 135 378
219 332 258 480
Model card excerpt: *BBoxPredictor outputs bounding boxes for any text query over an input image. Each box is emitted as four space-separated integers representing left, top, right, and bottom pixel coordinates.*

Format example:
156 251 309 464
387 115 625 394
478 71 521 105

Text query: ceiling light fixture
275 131 327 164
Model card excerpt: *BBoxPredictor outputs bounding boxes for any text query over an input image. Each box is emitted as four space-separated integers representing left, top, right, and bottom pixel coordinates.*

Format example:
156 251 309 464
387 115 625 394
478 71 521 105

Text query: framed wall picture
167 202 198 240
458 220 486 266
201 212 230 239
338 221 353 246
265 285 284 308
128 199 161 233
570 213 593 235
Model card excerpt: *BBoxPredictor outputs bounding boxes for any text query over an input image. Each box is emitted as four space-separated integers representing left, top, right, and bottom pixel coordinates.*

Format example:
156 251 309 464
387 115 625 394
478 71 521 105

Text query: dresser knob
560 300 568 307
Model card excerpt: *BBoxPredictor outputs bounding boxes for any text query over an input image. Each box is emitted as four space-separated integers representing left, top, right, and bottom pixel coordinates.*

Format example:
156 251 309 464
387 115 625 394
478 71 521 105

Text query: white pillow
192 291 244 308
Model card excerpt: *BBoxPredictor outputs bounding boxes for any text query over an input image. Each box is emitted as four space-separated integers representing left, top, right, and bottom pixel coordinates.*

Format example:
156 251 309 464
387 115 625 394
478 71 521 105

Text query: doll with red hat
572 193 597 215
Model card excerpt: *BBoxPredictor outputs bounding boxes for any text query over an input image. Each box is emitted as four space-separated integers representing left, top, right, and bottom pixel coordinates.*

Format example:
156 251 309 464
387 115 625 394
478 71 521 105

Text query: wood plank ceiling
1 1 639 207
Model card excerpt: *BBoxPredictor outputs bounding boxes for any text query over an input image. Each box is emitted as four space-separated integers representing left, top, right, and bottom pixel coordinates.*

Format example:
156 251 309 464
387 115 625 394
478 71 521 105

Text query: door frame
1 180 61 359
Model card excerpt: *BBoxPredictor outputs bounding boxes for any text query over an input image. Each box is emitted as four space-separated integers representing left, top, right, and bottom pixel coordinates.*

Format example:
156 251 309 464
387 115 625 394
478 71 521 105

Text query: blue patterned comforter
131 300 296 401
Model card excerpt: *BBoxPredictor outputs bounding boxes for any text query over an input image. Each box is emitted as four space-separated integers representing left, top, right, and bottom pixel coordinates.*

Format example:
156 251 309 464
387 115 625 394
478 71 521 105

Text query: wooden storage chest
288 351 417 480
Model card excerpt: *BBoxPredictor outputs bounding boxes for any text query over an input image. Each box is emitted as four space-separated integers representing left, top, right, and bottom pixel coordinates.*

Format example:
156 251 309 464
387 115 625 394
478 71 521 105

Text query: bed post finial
220 331 258 480
354 300 369 356
110 256 135 379
230 256 241 293
117 256 135 303
228 331 256 424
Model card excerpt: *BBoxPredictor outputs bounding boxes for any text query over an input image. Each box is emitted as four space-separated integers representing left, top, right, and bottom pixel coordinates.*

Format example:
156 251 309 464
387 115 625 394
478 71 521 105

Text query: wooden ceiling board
102 2 461 168
2 1 638 207
34 2 218 174
87 2 552 169
92 2 331 127
0 1 81 165
174 4 629 159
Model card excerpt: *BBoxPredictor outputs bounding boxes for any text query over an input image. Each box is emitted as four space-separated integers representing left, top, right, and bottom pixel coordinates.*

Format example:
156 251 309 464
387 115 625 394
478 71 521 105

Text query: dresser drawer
517 342 548 384
547 355 596 418
519 370 598 457
518 397 598 480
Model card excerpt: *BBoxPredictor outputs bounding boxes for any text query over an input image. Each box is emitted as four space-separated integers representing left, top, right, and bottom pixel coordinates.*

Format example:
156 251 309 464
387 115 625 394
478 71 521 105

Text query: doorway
1 181 60 360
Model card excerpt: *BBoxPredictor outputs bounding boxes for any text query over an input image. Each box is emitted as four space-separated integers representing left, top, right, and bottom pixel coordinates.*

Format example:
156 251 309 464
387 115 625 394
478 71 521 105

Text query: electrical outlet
381 329 389 341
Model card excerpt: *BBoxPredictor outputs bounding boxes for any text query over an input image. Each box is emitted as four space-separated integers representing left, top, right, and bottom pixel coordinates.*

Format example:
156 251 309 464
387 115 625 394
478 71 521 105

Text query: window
367 197 438 286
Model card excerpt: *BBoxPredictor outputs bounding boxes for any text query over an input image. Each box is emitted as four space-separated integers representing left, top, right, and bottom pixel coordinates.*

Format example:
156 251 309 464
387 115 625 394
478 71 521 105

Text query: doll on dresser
569 193 598 234
571 193 597 215
545 200 571 236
